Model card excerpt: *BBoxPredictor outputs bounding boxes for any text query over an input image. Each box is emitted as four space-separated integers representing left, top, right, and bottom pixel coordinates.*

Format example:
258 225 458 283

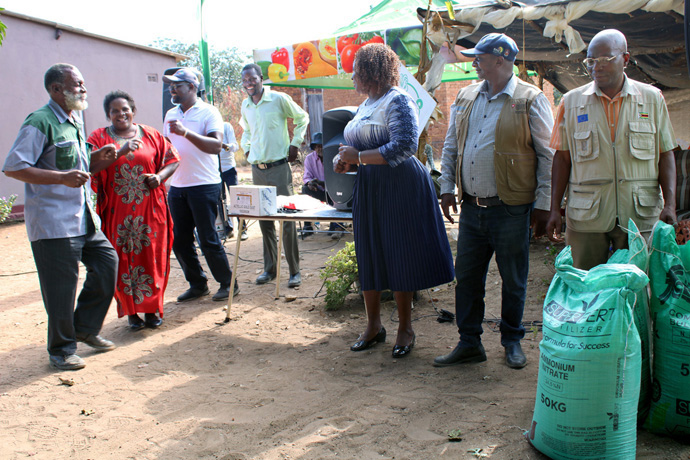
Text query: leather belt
462 193 503 207
253 158 288 170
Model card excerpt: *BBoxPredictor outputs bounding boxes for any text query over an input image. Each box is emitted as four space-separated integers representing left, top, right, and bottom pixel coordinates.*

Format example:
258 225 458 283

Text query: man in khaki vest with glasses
436 33 554 370
546 29 677 270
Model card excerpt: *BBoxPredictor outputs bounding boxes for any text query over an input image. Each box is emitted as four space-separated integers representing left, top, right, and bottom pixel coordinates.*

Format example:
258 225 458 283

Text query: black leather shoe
392 335 415 358
50 354 85 370
144 313 162 328
176 286 210 303
128 314 145 331
351 327 386 351
212 286 230 301
256 272 276 285
505 343 527 369
433 343 486 367
76 334 116 352
288 272 301 288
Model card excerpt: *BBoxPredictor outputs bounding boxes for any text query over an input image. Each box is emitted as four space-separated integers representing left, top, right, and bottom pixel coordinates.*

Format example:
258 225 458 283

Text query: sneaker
50 354 86 370
240 230 249 241
76 334 116 352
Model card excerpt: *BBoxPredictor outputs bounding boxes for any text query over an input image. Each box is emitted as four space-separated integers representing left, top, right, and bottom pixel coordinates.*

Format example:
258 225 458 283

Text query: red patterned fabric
88 124 179 317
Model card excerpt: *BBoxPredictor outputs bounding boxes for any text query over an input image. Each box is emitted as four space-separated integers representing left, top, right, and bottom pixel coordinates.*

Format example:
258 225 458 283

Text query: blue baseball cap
460 33 519 62
163 68 200 87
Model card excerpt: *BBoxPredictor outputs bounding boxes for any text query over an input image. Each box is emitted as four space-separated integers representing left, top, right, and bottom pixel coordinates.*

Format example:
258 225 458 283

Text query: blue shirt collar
48 98 83 126
478 74 517 100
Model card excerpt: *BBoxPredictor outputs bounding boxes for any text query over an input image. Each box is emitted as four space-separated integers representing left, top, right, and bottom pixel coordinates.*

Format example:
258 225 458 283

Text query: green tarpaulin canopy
259 0 487 89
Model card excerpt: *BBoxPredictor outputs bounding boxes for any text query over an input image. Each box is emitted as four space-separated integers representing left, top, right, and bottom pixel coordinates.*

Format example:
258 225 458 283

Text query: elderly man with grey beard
3 63 119 371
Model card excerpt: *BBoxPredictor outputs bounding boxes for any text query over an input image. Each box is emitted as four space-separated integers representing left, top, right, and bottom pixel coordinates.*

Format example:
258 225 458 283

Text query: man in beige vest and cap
436 33 554 369
546 29 677 270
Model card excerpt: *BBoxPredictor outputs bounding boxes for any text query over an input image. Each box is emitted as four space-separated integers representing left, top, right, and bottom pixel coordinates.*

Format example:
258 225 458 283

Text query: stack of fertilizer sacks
528 220 689 459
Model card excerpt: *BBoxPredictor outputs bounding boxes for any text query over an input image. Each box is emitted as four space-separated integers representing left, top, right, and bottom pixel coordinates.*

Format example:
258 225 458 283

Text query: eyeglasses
582 53 623 67
169 82 189 90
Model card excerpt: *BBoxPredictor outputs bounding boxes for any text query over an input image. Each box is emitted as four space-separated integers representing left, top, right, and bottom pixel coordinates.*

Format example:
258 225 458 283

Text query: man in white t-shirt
163 68 237 303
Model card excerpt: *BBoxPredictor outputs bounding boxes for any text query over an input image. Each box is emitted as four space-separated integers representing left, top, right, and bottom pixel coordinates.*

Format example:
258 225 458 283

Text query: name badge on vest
511 101 527 114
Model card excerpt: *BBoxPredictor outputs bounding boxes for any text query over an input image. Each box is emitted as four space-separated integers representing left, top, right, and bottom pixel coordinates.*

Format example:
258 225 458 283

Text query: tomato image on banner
335 31 385 73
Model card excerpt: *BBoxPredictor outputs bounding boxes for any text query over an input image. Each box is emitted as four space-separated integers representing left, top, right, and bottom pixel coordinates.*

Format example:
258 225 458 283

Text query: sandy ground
1 168 689 459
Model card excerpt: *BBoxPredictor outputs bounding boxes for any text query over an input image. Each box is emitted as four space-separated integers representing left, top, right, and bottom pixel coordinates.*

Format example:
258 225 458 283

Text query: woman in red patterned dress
88 91 180 330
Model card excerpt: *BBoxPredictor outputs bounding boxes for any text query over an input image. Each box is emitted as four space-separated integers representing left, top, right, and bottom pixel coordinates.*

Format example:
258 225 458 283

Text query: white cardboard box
228 185 277 216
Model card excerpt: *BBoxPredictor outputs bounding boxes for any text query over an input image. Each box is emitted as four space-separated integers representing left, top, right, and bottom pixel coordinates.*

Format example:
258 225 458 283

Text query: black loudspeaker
162 67 207 121
323 106 359 211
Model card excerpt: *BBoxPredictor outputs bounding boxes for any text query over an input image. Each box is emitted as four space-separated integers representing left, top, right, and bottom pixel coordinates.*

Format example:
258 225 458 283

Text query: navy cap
310 132 323 149
460 33 519 62
163 68 200 87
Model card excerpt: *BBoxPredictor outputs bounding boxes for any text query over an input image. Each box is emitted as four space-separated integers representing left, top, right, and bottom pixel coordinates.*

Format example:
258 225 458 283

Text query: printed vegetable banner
253 26 426 85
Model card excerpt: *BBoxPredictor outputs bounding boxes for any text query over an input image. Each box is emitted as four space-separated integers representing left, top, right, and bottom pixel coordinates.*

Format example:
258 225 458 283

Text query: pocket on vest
567 189 601 222
497 153 536 192
573 130 599 162
629 122 656 161
633 186 662 218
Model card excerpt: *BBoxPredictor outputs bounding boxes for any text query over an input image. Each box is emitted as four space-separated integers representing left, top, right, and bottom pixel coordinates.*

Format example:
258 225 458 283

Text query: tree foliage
150 38 249 103
0 8 7 46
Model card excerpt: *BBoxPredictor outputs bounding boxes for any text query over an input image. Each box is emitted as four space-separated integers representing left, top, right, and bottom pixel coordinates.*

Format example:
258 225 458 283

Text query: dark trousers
252 163 300 276
454 200 531 348
31 218 118 357
168 184 232 290
221 167 245 232
301 183 328 203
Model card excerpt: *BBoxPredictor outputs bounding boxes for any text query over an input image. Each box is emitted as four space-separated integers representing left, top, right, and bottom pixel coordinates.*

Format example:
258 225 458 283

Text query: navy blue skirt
352 156 455 292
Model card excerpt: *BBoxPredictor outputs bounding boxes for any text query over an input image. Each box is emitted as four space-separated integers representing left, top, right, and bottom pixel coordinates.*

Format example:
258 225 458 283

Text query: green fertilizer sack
528 247 645 460
646 221 690 438
608 220 652 420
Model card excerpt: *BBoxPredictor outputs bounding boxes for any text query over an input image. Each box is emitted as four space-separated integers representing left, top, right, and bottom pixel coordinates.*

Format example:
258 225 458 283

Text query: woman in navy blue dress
335 44 454 358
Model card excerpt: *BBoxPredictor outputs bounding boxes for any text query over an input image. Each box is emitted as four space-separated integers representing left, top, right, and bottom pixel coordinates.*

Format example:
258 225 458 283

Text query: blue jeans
31 217 118 357
168 184 232 290
454 200 531 347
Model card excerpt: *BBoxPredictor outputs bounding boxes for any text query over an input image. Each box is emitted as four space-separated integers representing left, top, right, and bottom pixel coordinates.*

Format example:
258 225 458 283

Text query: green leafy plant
320 241 358 310
0 194 17 223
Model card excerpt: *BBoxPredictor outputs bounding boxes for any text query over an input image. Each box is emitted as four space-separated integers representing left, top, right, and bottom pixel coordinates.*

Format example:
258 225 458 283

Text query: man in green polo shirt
3 63 120 371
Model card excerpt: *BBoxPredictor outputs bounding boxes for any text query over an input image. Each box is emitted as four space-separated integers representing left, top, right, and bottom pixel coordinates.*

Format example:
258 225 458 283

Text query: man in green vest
435 33 554 369
546 29 677 270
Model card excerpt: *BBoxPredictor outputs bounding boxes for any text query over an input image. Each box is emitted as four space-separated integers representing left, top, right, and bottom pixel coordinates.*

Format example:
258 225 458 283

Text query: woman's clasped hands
334 143 358 174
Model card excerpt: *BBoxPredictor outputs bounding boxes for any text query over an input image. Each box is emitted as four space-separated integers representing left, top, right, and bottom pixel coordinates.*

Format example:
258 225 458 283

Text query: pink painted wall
0 12 179 205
